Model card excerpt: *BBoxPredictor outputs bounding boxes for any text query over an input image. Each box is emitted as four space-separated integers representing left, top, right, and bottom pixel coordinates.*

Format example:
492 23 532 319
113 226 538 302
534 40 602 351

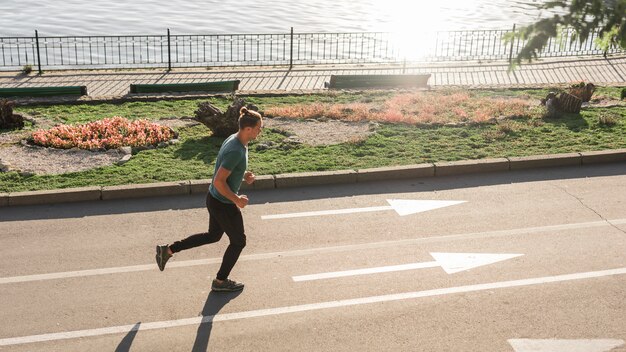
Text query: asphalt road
1 163 625 351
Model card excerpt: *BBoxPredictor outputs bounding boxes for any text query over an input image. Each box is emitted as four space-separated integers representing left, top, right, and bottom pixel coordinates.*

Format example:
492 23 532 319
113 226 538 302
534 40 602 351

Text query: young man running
156 107 263 292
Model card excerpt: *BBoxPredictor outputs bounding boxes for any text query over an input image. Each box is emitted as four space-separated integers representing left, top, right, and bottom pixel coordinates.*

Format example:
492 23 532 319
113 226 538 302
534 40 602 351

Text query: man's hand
235 195 249 209
244 171 256 185
214 167 251 207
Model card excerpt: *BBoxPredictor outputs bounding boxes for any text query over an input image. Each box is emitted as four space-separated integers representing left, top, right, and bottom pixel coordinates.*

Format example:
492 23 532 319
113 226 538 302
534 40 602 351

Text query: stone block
101 181 189 200
0 193 8 207
357 164 434 182
8 187 102 206
189 179 211 195
253 175 275 190
275 170 357 188
434 158 509 176
508 153 581 170
580 149 626 164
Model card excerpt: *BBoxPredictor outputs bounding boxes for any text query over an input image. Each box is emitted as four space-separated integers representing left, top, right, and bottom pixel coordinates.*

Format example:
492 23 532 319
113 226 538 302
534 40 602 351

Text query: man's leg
210 200 246 280
168 215 223 253
156 194 223 271
208 196 246 292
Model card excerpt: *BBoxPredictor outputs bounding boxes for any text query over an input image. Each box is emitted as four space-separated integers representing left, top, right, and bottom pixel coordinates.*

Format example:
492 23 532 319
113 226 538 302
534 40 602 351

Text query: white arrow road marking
2 218 625 285
1 267 625 347
430 252 524 274
508 339 625 352
261 199 466 219
292 252 523 281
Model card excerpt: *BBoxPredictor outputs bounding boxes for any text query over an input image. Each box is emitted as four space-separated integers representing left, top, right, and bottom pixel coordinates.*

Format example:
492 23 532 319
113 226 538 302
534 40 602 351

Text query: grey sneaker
156 245 172 271
211 278 244 292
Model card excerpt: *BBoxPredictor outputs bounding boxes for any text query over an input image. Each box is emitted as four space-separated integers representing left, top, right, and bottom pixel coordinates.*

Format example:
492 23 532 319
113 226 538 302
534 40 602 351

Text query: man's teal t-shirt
209 133 248 204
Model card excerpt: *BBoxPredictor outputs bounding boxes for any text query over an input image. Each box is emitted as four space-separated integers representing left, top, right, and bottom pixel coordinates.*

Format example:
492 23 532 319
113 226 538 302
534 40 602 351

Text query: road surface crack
553 185 626 235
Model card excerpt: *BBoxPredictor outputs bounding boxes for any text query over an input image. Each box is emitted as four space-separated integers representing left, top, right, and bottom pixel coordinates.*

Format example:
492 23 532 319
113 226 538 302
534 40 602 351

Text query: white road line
2 267 625 347
1 218 625 285
262 205 392 219
293 253 524 281
293 261 440 281
261 199 466 219
508 338 625 352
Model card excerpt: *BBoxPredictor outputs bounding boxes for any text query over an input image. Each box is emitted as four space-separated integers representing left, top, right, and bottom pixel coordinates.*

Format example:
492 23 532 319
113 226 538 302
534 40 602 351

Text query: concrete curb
356 164 434 182
580 149 626 164
435 158 509 176
1 192 9 207
509 153 582 170
189 179 211 194
1 149 625 207
8 187 101 206
248 175 276 190
101 181 190 200
275 170 357 188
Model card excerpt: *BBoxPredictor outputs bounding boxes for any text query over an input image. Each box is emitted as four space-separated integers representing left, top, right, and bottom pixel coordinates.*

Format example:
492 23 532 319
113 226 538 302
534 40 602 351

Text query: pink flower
31 116 174 150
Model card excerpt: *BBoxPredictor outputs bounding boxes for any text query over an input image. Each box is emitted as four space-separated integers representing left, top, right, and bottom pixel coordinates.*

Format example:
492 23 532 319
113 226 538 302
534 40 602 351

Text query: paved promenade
1 55 625 99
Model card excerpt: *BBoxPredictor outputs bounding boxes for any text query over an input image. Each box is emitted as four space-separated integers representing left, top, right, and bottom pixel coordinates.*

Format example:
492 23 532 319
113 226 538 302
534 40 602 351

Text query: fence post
508 24 516 64
402 57 406 74
35 30 42 75
289 27 294 70
167 28 172 71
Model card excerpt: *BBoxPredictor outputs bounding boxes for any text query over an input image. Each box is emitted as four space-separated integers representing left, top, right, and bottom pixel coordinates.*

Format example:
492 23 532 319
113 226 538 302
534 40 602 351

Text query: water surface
0 0 559 36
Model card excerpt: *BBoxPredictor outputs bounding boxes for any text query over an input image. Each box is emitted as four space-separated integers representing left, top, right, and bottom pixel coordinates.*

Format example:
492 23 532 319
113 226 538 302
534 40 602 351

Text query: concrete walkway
1 55 625 99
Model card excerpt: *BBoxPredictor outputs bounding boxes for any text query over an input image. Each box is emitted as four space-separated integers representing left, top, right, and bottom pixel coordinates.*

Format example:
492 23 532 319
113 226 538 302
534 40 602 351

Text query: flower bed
31 116 175 150
265 91 535 125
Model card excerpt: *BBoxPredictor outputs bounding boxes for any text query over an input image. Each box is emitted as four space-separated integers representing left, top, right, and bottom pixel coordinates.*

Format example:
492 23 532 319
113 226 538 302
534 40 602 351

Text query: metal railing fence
1 26 623 72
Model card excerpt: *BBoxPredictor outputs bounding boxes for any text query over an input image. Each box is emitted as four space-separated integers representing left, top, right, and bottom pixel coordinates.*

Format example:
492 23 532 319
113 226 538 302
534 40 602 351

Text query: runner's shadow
192 290 242 352
115 322 141 352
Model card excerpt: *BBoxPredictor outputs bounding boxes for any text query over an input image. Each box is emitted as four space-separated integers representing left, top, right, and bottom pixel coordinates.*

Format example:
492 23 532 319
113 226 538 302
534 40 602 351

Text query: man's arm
213 166 248 208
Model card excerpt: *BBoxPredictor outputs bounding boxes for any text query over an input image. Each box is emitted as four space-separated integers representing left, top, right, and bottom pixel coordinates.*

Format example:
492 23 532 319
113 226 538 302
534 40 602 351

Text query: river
0 0 560 37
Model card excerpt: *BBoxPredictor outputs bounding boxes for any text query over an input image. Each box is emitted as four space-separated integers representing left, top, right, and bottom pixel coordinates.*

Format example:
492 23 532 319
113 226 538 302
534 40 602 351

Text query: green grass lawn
1 88 625 193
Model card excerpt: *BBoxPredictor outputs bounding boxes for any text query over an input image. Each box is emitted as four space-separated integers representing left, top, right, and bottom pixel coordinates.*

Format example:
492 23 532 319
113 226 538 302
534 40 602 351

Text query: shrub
483 130 507 141
529 118 544 127
621 88 626 100
31 116 175 150
497 121 516 134
597 111 619 127
21 65 33 74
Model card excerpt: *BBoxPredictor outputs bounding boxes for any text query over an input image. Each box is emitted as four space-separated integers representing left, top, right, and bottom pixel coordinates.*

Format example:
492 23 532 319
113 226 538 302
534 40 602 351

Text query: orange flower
31 117 174 150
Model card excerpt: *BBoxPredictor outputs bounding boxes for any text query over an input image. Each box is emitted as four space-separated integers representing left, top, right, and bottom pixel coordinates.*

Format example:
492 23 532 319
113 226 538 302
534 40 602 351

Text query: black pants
169 193 247 281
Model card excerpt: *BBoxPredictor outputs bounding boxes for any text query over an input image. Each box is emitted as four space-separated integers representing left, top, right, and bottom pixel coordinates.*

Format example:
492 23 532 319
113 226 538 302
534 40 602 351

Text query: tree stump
541 91 583 116
541 92 560 118
0 99 25 129
568 83 595 102
558 92 583 113
193 97 259 137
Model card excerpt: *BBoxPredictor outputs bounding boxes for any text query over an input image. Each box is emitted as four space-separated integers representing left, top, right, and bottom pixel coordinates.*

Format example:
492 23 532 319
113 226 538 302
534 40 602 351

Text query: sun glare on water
367 0 481 60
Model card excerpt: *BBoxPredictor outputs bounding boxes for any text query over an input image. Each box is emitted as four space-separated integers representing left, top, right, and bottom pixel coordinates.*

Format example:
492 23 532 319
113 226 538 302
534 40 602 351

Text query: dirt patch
157 116 201 129
587 97 626 108
264 117 377 146
0 145 125 175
